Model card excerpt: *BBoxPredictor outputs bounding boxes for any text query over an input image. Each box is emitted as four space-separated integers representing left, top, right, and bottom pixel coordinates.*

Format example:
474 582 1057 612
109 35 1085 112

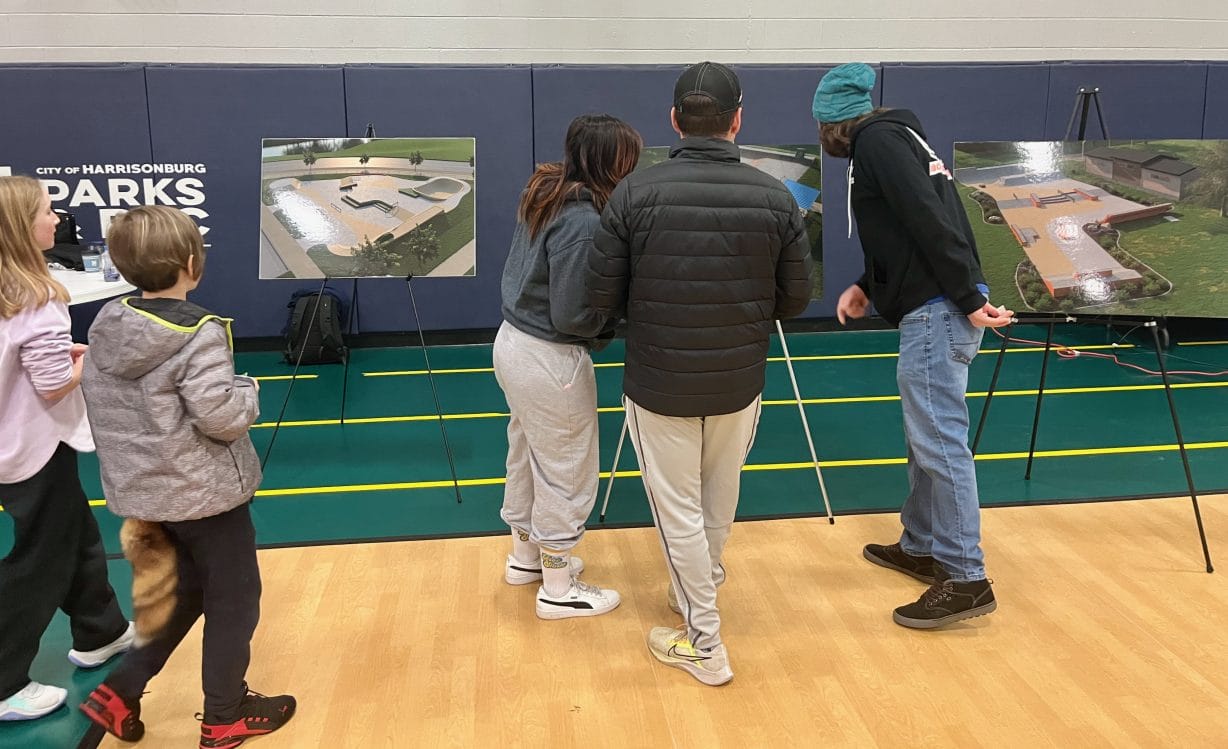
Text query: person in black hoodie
813 63 1012 629
589 62 814 685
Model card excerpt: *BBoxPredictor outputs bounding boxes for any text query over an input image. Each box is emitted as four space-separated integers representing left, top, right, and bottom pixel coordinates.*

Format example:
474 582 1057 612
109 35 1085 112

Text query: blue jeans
895 300 987 582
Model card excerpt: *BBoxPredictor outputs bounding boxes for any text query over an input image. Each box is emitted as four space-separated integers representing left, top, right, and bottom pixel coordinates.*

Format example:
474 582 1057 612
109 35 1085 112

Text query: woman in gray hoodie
495 114 641 619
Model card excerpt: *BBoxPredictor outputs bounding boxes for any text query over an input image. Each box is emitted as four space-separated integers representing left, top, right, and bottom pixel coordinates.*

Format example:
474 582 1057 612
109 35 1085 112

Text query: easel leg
972 326 1011 455
1024 322 1055 480
405 274 462 504
775 320 835 523
340 277 359 423
1149 321 1213 573
598 416 629 523
262 275 330 472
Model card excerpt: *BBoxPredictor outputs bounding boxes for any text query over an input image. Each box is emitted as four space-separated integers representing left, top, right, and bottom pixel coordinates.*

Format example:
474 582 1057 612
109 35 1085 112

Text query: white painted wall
2 1 1227 64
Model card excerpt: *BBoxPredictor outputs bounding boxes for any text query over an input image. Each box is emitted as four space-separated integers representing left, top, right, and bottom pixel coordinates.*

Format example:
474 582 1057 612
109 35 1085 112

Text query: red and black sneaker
79 682 145 742
198 685 296 749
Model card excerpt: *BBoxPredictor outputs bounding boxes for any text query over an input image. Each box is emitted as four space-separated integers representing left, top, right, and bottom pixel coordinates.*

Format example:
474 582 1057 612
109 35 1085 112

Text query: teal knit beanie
812 63 876 123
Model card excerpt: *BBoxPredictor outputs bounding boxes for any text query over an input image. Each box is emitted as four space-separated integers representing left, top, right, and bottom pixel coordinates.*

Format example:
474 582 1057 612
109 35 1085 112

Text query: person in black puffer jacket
588 61 813 687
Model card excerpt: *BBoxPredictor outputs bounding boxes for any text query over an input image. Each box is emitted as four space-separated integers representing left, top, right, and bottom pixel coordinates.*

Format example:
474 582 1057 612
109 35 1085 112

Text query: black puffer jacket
588 137 814 417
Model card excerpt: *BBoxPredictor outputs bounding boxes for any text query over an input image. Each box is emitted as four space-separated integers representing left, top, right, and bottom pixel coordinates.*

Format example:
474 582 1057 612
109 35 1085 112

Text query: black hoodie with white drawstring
846 109 988 326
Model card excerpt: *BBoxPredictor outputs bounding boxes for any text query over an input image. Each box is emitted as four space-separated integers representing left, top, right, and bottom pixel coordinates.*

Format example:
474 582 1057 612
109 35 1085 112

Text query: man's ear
670 107 684 138
728 108 743 138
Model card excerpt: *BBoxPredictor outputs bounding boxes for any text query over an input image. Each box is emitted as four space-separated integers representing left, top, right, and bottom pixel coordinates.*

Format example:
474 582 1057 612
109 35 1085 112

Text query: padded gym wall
144 65 348 338
3 60 1225 335
1043 62 1209 140
340 64 534 333
530 63 880 317
0 63 153 339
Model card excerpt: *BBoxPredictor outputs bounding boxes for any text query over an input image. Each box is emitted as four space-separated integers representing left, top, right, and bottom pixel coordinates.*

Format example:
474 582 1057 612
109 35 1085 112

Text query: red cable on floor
989 327 1228 378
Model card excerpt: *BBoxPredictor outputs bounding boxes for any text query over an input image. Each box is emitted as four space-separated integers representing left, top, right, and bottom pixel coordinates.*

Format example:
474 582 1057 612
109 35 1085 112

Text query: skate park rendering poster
259 137 476 279
638 144 824 299
954 140 1228 318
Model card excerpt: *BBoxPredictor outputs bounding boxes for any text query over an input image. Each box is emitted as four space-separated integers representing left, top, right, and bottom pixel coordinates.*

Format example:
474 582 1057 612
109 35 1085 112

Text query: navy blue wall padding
144 65 348 337
342 65 533 332
0 64 153 339
1043 62 1208 140
879 63 1051 164
531 64 864 317
0 64 152 187
3 60 1222 334
531 65 681 161
1204 63 1228 138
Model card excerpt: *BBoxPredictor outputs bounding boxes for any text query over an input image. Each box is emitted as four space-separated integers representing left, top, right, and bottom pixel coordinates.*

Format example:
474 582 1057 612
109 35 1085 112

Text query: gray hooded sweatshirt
81 296 262 522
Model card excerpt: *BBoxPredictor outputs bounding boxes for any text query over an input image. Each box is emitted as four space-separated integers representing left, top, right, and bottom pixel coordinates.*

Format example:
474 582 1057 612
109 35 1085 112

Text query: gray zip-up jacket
81 296 262 522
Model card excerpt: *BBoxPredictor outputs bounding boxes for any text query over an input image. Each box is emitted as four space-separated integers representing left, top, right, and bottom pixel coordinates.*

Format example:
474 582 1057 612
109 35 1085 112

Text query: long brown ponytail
518 114 643 240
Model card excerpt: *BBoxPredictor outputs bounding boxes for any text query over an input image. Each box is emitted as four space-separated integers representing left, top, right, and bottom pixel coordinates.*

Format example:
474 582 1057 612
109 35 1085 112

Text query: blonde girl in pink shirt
0 175 132 722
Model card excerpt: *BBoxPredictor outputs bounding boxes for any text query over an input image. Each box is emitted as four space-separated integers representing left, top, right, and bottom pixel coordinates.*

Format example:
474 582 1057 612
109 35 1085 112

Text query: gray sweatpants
493 321 599 551
624 395 762 650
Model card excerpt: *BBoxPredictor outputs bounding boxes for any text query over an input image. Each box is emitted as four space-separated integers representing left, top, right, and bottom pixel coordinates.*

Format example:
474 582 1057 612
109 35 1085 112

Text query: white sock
511 529 538 565
508 527 537 562
540 548 573 597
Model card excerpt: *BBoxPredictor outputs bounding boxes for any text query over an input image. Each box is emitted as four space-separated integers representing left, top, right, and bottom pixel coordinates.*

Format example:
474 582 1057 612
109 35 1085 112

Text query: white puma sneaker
535 579 620 620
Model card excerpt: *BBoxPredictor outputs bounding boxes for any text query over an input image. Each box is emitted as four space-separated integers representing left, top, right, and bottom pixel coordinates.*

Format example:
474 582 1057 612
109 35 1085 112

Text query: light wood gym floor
94 495 1228 748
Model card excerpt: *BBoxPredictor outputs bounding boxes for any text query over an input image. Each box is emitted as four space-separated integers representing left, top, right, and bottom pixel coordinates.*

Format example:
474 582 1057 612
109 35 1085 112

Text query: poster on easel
637 144 824 300
259 137 476 279
954 140 1228 318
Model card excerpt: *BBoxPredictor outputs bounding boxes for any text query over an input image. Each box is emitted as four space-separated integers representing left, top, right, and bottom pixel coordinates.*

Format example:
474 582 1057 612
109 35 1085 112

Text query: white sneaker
668 564 726 614
0 682 68 721
505 554 584 585
69 621 136 668
647 626 733 686
535 579 620 620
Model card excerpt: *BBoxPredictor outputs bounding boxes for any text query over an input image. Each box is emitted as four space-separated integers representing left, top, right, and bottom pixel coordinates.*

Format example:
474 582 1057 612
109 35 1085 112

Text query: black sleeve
858 128 988 315
773 205 814 320
587 182 633 320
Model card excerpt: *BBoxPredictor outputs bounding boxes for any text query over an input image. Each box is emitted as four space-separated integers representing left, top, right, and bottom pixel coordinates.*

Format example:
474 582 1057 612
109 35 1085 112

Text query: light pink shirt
0 300 94 484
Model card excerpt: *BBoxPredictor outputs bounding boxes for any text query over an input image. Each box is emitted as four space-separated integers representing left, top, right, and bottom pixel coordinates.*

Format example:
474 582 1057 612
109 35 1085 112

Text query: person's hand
967 302 1013 328
836 284 870 325
70 343 87 362
70 353 85 381
252 378 260 394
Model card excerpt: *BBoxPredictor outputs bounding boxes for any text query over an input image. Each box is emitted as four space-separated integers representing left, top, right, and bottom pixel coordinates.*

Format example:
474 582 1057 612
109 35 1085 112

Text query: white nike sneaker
647 626 733 686
535 579 620 620
0 682 68 721
69 621 136 668
505 554 584 585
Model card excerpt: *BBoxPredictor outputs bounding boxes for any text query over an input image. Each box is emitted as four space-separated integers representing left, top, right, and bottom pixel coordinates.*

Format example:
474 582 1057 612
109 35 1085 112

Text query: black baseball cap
674 61 742 114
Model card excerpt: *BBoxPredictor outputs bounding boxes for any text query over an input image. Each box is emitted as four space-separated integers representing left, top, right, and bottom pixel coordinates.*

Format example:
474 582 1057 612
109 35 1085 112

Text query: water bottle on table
82 242 103 273
101 243 120 282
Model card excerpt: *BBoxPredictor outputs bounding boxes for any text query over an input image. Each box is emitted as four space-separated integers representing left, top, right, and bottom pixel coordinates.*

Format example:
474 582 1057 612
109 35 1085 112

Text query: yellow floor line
232 439 1228 498
11 438 1224 512
357 343 1138 377
251 380 1228 428
253 374 318 381
1178 341 1228 347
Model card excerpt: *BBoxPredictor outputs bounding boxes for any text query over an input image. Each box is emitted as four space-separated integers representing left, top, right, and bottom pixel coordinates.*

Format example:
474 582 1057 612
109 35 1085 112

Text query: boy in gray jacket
77 206 295 748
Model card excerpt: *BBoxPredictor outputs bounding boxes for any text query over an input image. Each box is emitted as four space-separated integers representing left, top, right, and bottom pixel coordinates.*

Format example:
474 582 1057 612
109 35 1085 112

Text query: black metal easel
1063 87 1110 141
972 88 1212 572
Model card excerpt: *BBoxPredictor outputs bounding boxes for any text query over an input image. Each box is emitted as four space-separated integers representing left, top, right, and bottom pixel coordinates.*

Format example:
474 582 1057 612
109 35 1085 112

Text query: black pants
0 443 128 700
105 502 262 723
